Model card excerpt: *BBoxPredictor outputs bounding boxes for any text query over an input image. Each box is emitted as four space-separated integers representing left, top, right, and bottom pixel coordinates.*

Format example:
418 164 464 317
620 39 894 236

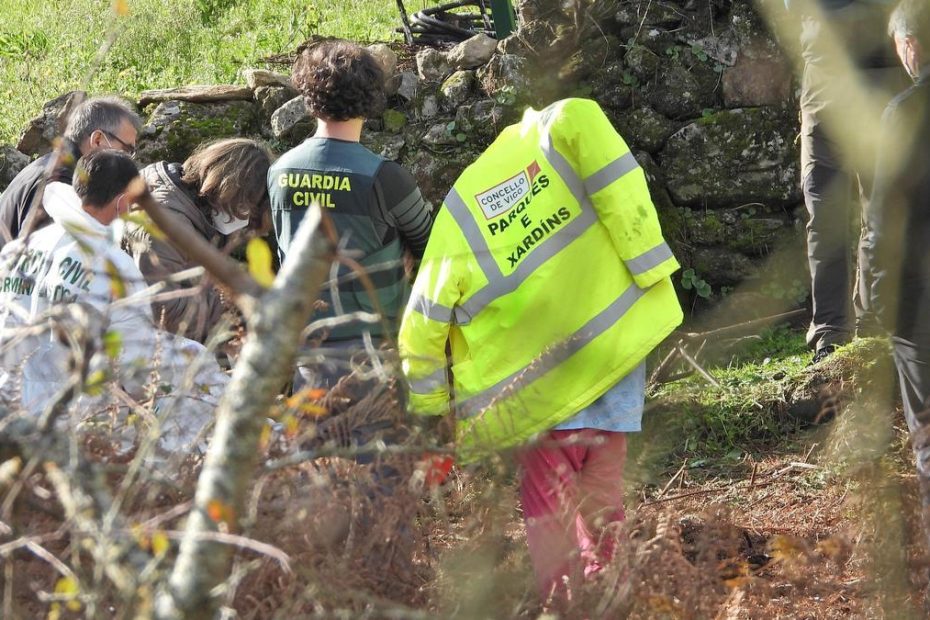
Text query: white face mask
212 210 250 235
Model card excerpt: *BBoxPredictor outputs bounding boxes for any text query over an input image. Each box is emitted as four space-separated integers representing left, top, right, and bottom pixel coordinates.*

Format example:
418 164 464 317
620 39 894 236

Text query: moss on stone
137 100 259 164
382 109 408 133
661 107 800 208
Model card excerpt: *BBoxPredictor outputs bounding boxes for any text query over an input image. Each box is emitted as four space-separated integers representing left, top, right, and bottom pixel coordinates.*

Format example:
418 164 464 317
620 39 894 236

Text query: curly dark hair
292 40 386 122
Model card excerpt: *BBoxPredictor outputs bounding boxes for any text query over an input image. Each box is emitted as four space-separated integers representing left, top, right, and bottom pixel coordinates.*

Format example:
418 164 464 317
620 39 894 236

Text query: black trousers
892 337 930 478
799 39 907 351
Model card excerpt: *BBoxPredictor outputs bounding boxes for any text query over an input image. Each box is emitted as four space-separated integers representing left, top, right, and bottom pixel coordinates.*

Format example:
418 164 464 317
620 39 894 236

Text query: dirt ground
3 349 930 619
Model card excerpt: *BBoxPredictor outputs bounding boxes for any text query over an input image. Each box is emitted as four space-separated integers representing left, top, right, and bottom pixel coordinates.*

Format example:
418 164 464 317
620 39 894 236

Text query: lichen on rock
660 107 800 208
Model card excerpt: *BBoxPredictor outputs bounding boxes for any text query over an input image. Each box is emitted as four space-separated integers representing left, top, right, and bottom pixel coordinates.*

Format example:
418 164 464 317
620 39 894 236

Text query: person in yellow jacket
399 97 683 601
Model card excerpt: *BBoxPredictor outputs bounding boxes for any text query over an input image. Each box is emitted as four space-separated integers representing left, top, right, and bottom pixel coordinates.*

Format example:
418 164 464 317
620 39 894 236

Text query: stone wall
1 0 809 312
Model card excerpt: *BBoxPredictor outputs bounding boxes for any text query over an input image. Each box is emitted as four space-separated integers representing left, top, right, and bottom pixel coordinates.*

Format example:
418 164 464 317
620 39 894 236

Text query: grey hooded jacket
126 162 226 343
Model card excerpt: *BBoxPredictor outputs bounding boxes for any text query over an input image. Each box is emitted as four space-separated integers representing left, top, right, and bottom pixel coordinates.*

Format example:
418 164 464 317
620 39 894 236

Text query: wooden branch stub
156 205 333 619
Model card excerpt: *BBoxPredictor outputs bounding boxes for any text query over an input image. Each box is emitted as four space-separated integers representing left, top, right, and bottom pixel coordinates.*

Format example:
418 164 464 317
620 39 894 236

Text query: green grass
655 327 811 460
631 329 896 488
0 0 421 144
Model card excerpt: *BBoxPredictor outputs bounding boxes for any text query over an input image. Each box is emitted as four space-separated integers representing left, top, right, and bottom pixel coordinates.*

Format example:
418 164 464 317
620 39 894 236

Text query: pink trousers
517 429 627 600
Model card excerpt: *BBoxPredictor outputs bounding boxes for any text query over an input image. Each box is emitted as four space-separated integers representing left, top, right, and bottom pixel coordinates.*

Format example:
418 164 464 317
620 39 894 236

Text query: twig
138 501 194 531
658 459 688 498
677 344 720 388
644 478 799 506
0 538 81 581
644 486 727 506
159 530 291 573
693 338 707 363
648 345 680 385
678 309 807 341
157 204 332 618
648 310 804 389
395 0 415 45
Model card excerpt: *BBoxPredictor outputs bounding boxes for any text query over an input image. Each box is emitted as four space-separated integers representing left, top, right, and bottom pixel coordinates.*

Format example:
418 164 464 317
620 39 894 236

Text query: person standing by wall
864 0 930 536
785 0 906 363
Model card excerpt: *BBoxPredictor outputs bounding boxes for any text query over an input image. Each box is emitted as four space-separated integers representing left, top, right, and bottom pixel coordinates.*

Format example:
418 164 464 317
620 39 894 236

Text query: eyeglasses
100 130 137 157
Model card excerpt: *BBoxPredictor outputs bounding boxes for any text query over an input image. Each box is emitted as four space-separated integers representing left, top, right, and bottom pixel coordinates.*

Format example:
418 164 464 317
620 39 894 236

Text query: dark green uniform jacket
268 137 432 342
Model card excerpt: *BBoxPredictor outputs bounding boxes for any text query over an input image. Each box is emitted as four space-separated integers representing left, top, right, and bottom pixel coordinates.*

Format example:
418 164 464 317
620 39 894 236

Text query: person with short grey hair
0 95 142 247
863 0 930 558
887 0 930 78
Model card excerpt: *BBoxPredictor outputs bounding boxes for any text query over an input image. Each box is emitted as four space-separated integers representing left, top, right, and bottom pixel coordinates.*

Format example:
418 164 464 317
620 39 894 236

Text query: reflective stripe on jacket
399 98 683 460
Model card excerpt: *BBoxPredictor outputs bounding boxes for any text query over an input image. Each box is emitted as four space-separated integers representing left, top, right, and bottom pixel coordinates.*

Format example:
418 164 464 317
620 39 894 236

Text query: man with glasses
0 96 141 248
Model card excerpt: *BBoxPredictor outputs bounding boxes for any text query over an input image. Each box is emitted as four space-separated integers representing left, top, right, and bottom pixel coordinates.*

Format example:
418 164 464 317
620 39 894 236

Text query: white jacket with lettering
0 183 227 455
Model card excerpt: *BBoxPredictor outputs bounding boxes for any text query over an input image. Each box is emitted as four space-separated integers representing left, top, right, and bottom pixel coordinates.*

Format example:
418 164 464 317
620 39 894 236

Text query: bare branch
156 204 332 618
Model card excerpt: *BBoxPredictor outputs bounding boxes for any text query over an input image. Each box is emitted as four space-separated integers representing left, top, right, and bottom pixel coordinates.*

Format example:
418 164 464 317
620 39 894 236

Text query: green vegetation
632 328 894 482
644 327 809 465
0 0 410 143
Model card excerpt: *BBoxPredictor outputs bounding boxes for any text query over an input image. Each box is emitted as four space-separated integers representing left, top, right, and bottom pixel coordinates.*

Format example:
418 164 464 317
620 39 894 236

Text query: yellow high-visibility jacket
399 98 683 460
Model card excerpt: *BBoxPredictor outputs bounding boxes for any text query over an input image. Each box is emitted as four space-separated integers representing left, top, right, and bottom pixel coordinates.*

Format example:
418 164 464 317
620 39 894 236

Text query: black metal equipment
395 0 516 45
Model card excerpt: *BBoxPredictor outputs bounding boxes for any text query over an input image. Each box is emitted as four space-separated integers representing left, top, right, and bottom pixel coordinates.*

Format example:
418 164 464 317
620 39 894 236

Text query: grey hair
63 96 142 144
889 0 930 46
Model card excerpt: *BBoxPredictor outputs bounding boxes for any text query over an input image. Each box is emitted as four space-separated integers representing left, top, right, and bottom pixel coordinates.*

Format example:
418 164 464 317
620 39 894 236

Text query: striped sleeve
556 99 679 289
378 161 434 258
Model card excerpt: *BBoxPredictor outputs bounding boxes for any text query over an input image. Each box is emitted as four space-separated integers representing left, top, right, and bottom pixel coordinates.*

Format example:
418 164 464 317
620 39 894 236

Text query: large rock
691 247 755 287
660 107 800 208
244 69 292 90
454 99 511 142
16 91 86 157
478 54 532 104
254 86 299 137
270 96 313 141
722 50 792 107
404 147 478 205
589 61 633 111
419 94 440 120
362 130 405 161
558 35 616 83
255 85 298 119
367 43 399 80
613 107 678 154
138 85 253 107
393 71 419 102
0 146 30 193
135 100 260 164
625 47 719 119
447 34 498 70
680 207 791 257
416 48 450 82
423 123 460 147
439 70 477 112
